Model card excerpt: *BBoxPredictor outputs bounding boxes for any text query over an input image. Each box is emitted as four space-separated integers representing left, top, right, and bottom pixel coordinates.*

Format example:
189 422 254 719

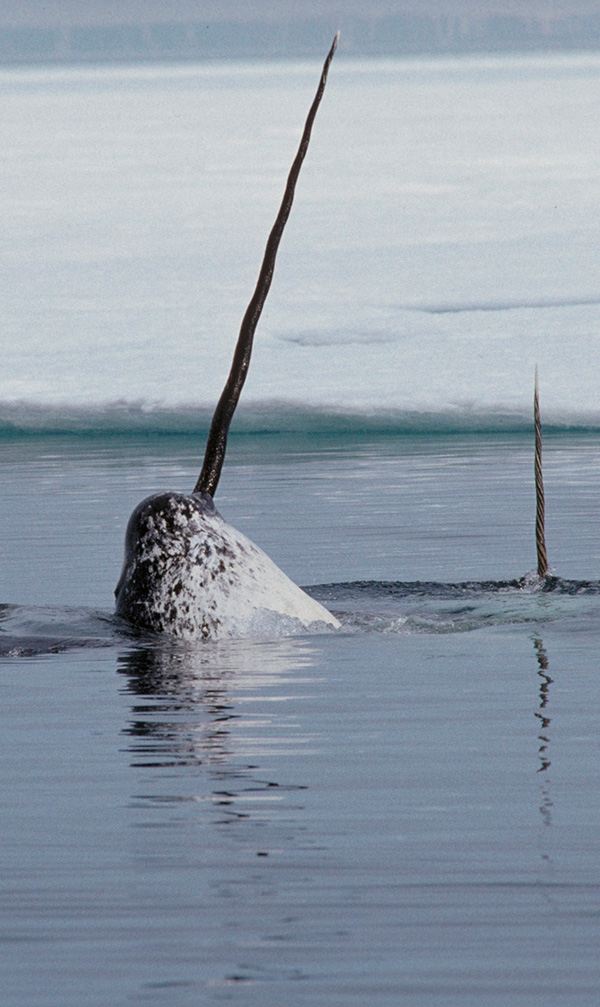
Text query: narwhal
115 36 341 640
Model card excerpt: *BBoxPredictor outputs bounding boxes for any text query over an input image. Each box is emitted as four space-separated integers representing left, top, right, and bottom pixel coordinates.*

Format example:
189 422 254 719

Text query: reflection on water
533 637 554 838
117 636 317 830
3 617 600 1003
534 638 553 776
120 641 236 767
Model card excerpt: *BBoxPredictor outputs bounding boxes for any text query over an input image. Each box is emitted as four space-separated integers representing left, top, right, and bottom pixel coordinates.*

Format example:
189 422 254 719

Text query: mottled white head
115 492 339 639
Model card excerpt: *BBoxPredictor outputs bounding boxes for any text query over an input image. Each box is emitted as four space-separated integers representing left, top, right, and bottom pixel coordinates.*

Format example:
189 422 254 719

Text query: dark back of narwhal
115 36 341 638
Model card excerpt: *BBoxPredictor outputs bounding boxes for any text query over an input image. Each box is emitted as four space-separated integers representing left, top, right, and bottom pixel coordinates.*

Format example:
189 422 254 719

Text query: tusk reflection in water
533 636 553 831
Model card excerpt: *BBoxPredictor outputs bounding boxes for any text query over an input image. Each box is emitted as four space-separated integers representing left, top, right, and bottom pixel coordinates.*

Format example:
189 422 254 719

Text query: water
2 50 600 1005
2 434 600 1005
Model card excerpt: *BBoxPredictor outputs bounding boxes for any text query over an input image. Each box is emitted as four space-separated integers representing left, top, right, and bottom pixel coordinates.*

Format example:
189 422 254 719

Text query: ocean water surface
2 50 600 1006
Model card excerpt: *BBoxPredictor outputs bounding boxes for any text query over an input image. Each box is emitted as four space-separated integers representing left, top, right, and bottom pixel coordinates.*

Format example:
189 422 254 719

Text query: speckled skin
115 491 340 639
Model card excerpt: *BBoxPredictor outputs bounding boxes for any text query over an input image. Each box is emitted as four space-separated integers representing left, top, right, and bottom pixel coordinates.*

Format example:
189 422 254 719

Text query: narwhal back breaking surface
115 36 341 640
115 492 338 639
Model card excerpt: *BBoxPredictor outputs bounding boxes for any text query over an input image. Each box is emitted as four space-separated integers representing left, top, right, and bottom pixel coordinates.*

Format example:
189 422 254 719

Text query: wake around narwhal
115 35 341 640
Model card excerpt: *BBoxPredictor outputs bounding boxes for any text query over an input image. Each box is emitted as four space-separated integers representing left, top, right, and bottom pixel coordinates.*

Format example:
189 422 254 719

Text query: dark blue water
2 433 600 1005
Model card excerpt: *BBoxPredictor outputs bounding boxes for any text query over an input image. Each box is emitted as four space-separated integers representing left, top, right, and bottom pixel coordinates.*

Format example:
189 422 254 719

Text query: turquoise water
2 433 600 1005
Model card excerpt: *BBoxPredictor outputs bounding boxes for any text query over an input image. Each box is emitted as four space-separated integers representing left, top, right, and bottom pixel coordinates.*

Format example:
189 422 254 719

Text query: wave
2 400 600 438
2 577 599 656
0 603 115 657
310 577 600 599
309 576 600 635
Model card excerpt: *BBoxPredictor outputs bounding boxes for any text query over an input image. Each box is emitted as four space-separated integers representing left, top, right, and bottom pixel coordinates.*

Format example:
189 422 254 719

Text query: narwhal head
115 36 340 640
115 492 217 636
115 491 243 638
115 488 340 639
